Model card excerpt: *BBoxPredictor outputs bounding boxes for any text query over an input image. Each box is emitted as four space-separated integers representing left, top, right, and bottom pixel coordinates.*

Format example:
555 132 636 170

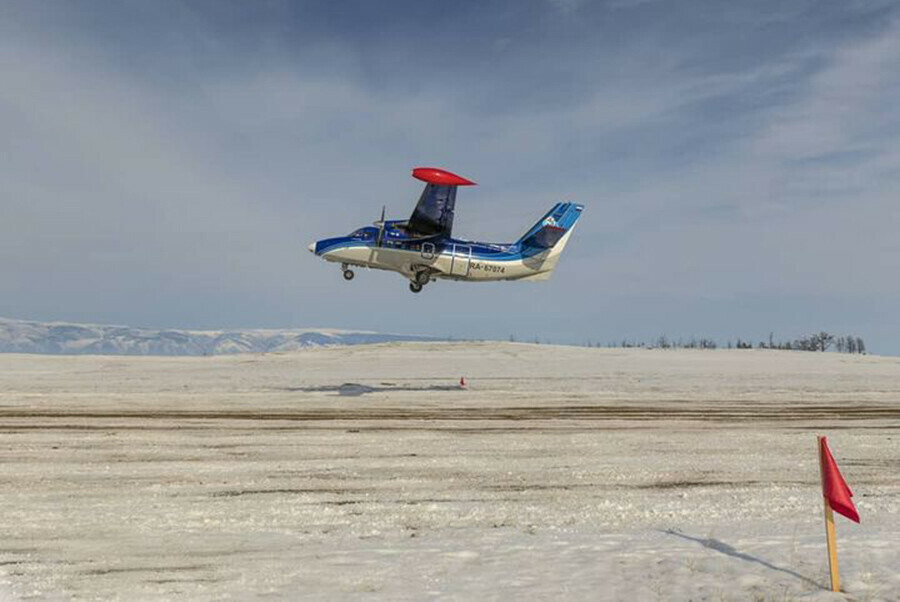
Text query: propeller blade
376 205 386 247
373 206 387 227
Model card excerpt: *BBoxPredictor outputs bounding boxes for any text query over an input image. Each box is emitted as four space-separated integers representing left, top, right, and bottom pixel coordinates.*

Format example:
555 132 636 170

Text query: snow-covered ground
0 343 898 600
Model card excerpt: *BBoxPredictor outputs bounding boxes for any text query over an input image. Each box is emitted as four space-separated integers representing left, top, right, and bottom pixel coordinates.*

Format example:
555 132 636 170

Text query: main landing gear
409 271 430 293
341 264 355 281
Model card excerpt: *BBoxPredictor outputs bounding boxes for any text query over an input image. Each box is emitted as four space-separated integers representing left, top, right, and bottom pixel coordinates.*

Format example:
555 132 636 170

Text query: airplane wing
407 167 476 237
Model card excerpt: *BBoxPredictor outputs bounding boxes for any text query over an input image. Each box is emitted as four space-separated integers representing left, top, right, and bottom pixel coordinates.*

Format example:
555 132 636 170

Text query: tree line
571 331 866 353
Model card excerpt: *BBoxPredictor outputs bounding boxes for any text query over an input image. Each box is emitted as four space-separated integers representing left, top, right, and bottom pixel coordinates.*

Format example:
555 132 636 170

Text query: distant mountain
0 317 442 356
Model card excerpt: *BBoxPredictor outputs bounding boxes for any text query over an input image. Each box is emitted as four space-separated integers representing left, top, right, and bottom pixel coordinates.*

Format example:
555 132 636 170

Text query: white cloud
546 0 588 15
752 18 900 168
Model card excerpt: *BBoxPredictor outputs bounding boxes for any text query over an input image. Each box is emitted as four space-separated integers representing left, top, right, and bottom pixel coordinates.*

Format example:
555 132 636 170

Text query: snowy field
0 343 898 600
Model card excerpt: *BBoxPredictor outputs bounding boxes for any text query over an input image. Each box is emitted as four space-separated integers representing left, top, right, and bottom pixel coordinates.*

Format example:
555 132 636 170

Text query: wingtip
411 167 476 186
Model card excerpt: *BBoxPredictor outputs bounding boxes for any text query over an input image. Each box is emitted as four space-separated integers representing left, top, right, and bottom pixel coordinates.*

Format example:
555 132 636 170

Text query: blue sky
2 1 899 352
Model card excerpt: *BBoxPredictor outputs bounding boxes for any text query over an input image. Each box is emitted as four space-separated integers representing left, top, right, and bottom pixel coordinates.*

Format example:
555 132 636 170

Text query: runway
1 343 898 599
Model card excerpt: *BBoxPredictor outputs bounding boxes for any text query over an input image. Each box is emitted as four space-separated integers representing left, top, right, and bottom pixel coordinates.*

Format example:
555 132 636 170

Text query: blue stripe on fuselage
313 237 544 261
312 202 582 261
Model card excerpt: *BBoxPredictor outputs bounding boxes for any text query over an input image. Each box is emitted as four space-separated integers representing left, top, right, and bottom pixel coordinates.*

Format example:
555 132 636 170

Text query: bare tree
811 332 835 352
735 338 753 349
793 336 814 351
856 337 866 354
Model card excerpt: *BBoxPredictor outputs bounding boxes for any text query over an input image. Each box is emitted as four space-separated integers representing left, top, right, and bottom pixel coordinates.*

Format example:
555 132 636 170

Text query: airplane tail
515 202 583 281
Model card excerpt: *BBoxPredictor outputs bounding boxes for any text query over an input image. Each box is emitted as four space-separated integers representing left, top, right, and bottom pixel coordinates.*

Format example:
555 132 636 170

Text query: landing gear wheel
415 271 430 285
343 269 355 281
409 282 423 293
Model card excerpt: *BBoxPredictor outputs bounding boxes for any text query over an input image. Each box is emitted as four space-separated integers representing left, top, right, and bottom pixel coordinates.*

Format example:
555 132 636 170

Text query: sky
2 0 899 353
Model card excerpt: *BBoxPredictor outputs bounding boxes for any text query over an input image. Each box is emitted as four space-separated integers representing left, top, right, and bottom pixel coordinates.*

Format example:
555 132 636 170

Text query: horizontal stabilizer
518 202 583 250
521 224 567 249
513 202 583 282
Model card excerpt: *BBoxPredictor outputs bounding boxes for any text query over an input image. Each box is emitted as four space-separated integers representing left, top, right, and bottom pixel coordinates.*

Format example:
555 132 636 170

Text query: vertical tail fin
515 202 584 281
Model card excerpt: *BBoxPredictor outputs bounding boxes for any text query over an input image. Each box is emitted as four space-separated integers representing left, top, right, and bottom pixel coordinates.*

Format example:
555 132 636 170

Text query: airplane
308 167 584 293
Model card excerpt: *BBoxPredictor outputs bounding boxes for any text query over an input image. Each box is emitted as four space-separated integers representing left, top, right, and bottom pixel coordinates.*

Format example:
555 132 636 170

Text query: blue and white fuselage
308 168 584 293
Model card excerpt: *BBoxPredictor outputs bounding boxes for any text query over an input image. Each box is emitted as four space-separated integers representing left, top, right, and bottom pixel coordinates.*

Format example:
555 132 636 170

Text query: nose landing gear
341 264 355 281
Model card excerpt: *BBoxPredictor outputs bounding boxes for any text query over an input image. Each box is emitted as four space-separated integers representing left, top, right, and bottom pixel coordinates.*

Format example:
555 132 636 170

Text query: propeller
374 205 386 247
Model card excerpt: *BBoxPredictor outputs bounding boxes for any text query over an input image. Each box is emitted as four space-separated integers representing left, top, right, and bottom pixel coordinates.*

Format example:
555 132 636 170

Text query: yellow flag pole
818 436 841 592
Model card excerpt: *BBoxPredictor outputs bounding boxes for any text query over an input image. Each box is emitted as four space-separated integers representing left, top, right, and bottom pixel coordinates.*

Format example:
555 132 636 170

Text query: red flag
819 437 860 523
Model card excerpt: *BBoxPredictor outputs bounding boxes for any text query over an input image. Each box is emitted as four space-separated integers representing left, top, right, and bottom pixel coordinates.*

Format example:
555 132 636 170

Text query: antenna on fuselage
374 205 386 247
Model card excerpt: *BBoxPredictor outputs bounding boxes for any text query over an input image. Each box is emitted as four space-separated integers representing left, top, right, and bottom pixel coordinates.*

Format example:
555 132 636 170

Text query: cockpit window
350 229 372 239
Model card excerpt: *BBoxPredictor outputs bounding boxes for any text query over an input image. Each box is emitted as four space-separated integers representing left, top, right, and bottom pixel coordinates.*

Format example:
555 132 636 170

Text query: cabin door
450 245 471 277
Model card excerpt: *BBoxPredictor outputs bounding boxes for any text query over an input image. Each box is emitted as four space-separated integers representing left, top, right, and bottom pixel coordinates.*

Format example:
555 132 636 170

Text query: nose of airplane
308 243 316 254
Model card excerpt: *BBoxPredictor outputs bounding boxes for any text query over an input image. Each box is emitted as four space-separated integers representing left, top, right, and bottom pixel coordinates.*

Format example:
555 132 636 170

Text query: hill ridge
0 317 441 356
